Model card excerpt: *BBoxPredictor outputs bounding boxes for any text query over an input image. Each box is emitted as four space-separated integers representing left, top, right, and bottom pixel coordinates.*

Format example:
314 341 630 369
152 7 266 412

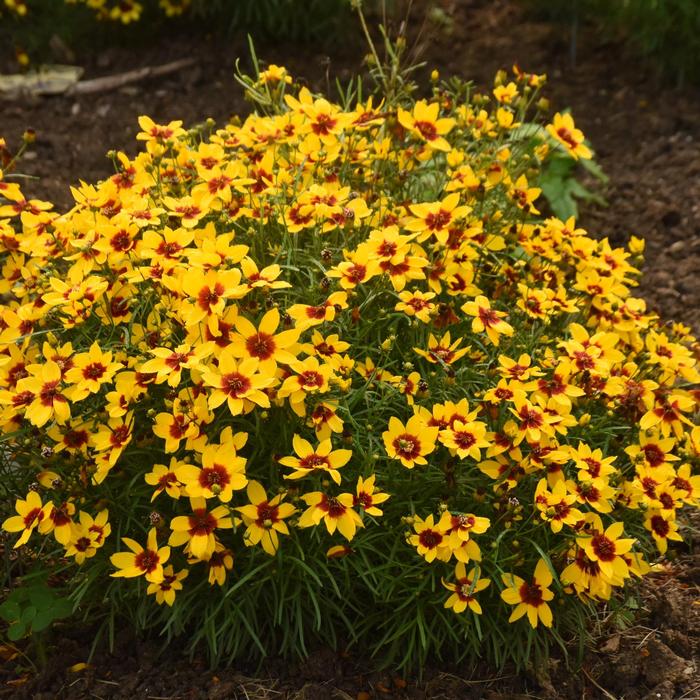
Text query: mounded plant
1 31 698 672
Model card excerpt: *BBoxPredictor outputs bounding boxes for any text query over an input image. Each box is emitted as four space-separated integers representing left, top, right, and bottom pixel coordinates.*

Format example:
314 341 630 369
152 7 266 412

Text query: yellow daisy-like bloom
236 480 296 555
413 331 471 367
408 514 450 563
169 497 233 561
546 112 592 160
63 342 123 401
353 474 389 516
397 100 455 152
110 528 170 583
2 490 50 548
297 491 363 541
501 558 555 628
442 562 490 614
14 361 70 427
461 296 514 347
201 353 274 416
279 434 352 485
146 566 188 606
175 443 247 502
228 308 300 374
382 415 439 469
577 519 635 579
139 342 213 387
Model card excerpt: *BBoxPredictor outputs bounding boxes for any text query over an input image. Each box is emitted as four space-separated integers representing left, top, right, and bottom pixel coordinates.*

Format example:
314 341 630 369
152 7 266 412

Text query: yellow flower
201 353 274 416
229 308 300 373
146 566 188 606
15 361 70 426
397 100 455 152
235 480 296 555
2 490 50 548
169 497 234 560
297 492 363 541
442 563 490 614
461 296 513 346
501 558 555 628
382 415 439 469
111 528 170 583
353 475 389 516
546 112 592 160
279 434 352 485
175 443 247 502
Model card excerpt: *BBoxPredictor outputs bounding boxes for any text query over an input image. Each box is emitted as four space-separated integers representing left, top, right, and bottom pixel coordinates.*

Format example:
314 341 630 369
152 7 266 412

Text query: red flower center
591 534 616 561
246 332 276 361
82 362 106 381
222 372 251 397
393 433 421 459
199 464 230 490
414 120 437 141
189 509 218 536
135 549 159 573
519 581 544 607
418 529 442 549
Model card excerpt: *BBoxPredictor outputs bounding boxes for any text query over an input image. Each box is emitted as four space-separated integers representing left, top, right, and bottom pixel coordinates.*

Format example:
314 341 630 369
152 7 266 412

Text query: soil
1 0 700 697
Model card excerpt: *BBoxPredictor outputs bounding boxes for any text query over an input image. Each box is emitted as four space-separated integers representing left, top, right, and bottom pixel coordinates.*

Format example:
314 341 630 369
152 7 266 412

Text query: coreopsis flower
408 514 450 563
639 391 695 439
175 443 247 502
546 112 592 160
395 290 436 323
139 342 214 387
201 353 274 416
624 430 679 470
497 354 542 381
91 413 133 467
15 361 70 426
152 409 199 453
382 415 439 468
307 401 344 440
644 510 683 554
567 477 616 513
287 291 348 331
40 501 77 545
111 528 170 583
205 543 234 586
534 479 583 533
327 249 381 290
65 511 111 564
228 308 300 373
671 464 700 506
298 492 363 541
169 497 234 560
279 435 352 485
413 331 470 367
576 519 635 580
439 415 490 461
501 559 555 628
2 491 51 548
405 193 470 244
277 356 333 416
570 442 617 482
443 563 490 614
461 296 514 346
560 547 613 600
235 480 296 555
147 566 188 606
353 475 389 516
63 342 123 401
177 267 247 335
508 174 541 214
397 100 455 151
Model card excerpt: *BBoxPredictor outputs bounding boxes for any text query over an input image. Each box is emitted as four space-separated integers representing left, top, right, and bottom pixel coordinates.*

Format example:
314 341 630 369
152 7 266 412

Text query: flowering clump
0 62 698 669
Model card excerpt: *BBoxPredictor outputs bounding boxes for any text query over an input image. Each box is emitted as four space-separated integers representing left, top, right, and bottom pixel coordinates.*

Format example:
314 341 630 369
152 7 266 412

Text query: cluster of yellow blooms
3 0 190 22
1 63 698 636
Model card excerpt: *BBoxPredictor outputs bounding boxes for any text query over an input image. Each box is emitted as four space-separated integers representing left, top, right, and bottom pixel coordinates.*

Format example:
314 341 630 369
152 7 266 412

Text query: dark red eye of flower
519 581 543 606
418 529 442 549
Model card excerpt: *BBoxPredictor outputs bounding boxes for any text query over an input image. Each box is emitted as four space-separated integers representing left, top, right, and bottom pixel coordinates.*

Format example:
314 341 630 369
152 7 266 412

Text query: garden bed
1 1 699 698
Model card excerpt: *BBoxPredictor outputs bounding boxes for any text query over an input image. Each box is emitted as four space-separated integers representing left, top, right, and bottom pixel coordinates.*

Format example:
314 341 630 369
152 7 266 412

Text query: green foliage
0 573 72 642
539 153 607 220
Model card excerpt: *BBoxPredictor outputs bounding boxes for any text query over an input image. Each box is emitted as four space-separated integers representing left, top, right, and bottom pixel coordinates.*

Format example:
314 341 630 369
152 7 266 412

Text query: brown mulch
1 1 699 698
